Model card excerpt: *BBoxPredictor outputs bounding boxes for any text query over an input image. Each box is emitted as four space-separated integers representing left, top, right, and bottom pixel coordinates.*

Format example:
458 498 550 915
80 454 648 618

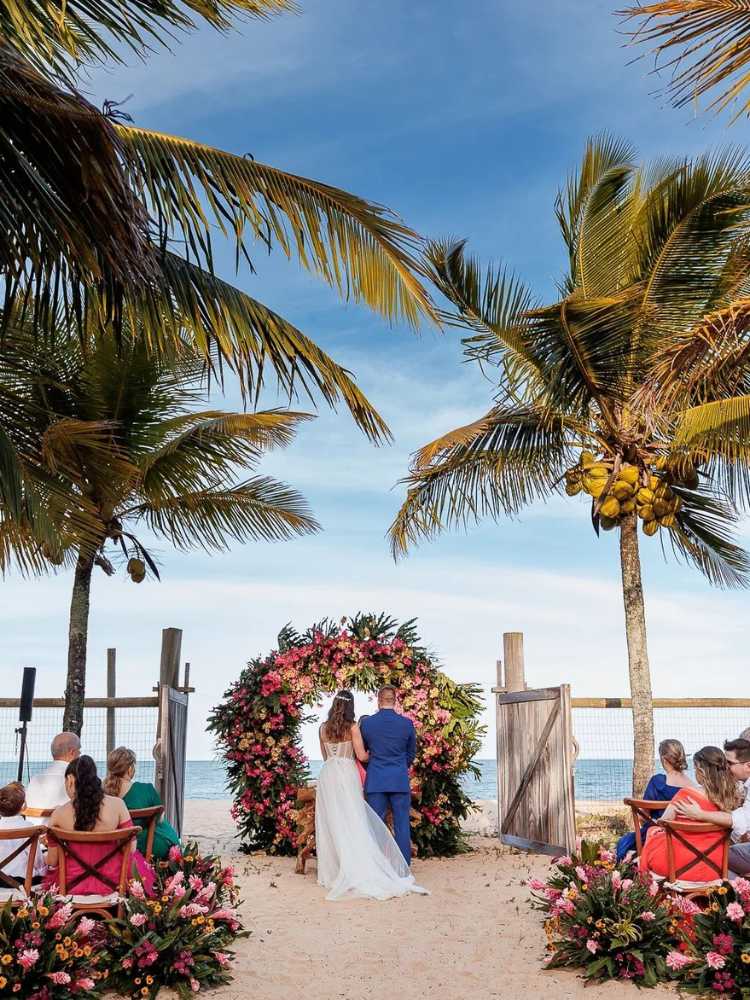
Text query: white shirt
0 815 46 879
24 761 69 821
731 778 750 841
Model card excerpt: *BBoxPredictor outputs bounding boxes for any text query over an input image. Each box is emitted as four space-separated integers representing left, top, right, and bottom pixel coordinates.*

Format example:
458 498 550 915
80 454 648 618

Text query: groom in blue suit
360 685 416 865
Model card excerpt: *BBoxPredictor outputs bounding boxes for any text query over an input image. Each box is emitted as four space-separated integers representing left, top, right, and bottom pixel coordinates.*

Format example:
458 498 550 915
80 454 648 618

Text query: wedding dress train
315 739 429 901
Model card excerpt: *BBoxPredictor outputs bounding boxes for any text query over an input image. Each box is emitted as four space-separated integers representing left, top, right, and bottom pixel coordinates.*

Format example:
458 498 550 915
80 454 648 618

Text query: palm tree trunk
619 513 655 797
63 551 95 736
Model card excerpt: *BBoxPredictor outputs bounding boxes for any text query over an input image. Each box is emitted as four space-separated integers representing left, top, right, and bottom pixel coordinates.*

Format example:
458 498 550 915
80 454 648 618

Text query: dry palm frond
620 1 750 120
1 0 297 83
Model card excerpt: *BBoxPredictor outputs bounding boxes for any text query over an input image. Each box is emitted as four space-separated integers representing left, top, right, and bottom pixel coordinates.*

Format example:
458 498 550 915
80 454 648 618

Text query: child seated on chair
639 746 741 882
0 782 46 883
616 739 695 861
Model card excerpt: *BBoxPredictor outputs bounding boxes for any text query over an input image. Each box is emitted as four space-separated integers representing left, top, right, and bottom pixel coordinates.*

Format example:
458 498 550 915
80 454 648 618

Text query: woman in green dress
104 746 180 859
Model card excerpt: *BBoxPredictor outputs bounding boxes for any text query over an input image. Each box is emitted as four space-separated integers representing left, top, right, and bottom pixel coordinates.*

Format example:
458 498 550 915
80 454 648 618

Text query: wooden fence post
503 632 526 692
106 649 116 756
159 628 182 689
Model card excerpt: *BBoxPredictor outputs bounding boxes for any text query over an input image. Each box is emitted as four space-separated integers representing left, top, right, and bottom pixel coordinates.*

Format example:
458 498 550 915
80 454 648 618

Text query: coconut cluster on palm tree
390 137 750 794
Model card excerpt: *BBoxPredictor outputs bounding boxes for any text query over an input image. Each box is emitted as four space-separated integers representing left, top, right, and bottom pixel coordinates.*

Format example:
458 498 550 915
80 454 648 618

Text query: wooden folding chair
22 807 54 822
128 806 164 862
623 798 672 856
659 818 730 898
0 825 44 905
48 825 138 917
294 787 316 875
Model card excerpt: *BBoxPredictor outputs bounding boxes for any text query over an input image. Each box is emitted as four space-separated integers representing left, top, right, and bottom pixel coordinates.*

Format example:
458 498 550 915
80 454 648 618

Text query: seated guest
45 755 154 894
0 782 46 882
675 738 750 877
25 732 81 821
640 746 742 882
103 746 179 859
616 739 695 861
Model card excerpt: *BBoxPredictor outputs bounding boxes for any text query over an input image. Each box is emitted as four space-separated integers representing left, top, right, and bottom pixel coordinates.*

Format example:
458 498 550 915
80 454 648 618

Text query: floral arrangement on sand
102 840 246 1000
208 613 485 857
675 877 750 996
529 841 673 987
0 893 104 1000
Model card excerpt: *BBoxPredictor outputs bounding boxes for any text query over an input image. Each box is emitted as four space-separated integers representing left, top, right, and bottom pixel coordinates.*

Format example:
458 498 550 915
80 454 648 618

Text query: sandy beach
183 800 660 1000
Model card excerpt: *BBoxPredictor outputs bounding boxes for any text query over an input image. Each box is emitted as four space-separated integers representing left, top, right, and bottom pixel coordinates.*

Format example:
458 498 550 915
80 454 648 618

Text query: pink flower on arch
706 951 726 970
586 939 599 954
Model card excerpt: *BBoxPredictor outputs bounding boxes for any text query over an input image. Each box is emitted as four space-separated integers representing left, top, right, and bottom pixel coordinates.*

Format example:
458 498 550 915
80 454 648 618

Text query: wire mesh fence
0 705 158 787
573 703 750 802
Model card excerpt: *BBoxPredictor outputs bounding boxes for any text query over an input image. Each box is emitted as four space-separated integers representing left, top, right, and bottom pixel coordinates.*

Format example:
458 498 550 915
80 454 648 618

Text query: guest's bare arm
674 799 732 826
351 725 369 763
319 726 328 762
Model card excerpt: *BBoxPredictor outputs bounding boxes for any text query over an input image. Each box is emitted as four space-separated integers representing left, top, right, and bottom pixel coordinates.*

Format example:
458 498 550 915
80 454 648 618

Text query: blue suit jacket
360 709 416 794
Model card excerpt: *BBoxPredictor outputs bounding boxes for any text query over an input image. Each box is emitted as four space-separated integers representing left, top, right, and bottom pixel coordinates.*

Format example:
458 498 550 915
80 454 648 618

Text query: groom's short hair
725 738 750 763
740 727 750 743
378 685 397 705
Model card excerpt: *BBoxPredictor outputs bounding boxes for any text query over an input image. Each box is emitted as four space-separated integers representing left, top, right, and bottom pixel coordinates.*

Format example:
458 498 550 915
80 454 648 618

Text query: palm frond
1 0 296 84
390 406 572 557
620 1 750 120
137 409 313 497
555 134 637 285
131 477 319 548
0 45 154 331
117 126 436 330
137 254 392 442
667 486 750 587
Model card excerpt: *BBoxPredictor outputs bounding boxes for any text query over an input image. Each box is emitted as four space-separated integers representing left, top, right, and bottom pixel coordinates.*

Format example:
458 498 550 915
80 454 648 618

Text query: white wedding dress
315 737 429 901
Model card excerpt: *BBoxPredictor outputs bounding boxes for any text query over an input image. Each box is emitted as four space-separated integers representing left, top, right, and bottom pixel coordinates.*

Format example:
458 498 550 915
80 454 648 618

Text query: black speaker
19 667 36 722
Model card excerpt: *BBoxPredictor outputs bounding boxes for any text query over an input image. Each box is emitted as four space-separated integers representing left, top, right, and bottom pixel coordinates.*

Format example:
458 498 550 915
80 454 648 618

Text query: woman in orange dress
639 746 742 882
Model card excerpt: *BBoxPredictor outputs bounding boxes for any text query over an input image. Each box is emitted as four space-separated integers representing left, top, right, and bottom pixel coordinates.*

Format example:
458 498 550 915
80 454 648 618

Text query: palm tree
389 137 750 794
1 0 436 531
0 323 319 735
620 1 750 121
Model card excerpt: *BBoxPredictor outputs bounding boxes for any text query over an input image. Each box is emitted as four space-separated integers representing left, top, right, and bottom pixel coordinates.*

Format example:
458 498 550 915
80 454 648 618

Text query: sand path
183 801 666 1000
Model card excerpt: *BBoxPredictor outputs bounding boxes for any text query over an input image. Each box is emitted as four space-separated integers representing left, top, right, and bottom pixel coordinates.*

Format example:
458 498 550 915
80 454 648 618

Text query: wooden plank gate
494 634 575 856
160 685 189 837
496 685 575 855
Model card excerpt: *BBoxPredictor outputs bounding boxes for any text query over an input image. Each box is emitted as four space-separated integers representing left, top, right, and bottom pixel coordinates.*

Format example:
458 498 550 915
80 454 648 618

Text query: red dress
639 788 724 882
356 760 367 787
44 820 155 895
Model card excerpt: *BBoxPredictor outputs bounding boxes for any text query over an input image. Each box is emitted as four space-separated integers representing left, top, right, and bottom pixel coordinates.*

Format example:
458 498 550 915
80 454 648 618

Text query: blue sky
2 1 748 759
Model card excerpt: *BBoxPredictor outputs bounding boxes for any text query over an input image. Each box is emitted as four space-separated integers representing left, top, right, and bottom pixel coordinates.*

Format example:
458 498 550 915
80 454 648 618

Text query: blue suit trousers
366 791 411 865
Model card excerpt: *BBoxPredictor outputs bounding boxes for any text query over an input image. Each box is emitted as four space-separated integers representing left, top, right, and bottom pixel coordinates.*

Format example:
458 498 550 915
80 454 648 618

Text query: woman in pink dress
44 755 154 895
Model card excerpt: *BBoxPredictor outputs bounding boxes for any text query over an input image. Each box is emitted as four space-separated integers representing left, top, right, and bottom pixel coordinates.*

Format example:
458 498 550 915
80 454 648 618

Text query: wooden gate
496 685 575 855
160 686 188 837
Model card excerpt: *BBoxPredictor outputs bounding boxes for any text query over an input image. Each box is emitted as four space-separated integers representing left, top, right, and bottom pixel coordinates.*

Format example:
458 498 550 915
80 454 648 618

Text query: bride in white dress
315 689 429 901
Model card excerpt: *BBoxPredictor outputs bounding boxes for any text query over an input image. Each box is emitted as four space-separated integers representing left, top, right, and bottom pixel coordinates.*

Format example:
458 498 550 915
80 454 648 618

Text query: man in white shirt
24 731 81 821
676 737 750 876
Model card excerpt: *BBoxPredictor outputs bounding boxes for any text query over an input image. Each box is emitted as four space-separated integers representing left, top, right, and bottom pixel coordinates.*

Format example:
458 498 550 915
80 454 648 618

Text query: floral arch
209 613 485 858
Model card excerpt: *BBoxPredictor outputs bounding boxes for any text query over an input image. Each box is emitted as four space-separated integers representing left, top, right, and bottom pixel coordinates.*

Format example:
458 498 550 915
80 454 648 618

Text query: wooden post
503 632 526 692
183 662 190 691
156 628 182 798
106 649 116 756
496 658 504 690
159 628 182 689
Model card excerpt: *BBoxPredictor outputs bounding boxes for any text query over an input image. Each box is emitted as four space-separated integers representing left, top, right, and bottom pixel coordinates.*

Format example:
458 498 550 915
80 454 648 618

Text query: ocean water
1 758 636 802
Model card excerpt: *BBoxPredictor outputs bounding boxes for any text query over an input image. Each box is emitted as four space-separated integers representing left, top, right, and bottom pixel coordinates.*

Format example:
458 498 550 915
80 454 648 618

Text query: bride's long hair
324 690 355 742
